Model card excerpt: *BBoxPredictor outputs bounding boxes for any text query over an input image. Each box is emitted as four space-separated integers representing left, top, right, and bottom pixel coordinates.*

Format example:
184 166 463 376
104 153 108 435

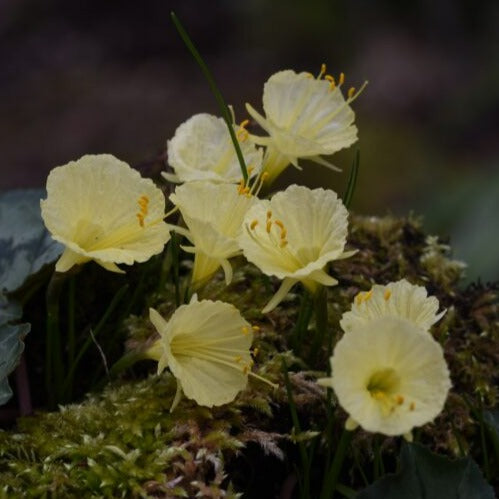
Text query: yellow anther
137 213 145 227
234 355 242 363
266 210 272 219
252 325 260 331
409 402 415 411
348 87 356 99
237 119 250 141
242 326 249 335
325 74 336 90
395 394 404 405
280 228 287 240
384 289 392 301
250 220 258 230
266 220 272 233
280 239 288 248
136 195 149 227
338 72 345 86
364 289 373 302
274 219 284 230
319 63 327 79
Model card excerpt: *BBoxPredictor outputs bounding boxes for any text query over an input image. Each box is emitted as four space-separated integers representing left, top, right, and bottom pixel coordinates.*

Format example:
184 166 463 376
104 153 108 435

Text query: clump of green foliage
0 214 497 497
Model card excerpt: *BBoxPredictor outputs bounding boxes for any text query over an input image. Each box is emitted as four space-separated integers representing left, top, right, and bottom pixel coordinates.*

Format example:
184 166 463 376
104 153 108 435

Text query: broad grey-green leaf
0 315 30 405
0 189 62 293
357 442 494 499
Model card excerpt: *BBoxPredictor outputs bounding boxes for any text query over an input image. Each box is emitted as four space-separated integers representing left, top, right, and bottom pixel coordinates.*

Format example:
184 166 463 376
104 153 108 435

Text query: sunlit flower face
322 317 451 436
149 300 254 408
41 154 170 273
340 279 445 334
238 184 355 312
164 113 263 184
170 181 257 287
246 67 364 183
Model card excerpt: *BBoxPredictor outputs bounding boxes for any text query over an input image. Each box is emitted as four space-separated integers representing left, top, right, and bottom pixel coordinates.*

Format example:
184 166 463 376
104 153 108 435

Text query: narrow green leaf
170 12 248 181
342 150 360 209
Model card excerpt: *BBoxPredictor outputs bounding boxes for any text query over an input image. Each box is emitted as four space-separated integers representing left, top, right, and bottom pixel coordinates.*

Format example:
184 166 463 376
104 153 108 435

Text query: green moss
0 214 497 496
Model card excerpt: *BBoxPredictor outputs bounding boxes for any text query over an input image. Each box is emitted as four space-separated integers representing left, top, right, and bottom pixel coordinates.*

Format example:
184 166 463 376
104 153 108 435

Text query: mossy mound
0 214 497 497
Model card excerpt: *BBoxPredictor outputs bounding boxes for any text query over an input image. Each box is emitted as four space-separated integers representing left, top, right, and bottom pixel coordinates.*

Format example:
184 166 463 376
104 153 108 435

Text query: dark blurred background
1 0 498 282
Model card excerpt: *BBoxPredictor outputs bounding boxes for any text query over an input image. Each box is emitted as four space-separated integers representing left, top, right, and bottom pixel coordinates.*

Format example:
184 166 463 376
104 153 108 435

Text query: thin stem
45 271 66 408
66 275 76 397
108 349 151 380
62 284 128 398
291 291 313 353
321 429 352 499
282 360 310 499
170 231 181 307
309 286 328 364
170 12 248 182
342 150 360 209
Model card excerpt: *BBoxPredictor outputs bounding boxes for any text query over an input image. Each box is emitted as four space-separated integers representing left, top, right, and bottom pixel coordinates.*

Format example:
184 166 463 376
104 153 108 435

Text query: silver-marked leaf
0 189 62 293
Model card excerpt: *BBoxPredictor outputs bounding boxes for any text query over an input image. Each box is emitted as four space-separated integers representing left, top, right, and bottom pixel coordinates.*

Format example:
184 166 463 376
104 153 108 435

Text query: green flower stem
342 150 360 209
45 271 66 408
309 286 328 364
67 276 76 382
170 11 248 182
320 428 352 499
291 291 313 353
108 349 152 380
282 360 310 499
62 284 128 399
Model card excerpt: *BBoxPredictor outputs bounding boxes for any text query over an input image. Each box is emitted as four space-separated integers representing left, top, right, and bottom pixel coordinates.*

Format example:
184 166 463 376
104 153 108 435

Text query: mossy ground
0 214 497 497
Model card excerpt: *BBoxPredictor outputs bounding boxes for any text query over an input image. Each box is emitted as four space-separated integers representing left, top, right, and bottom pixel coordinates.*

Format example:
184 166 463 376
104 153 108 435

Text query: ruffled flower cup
169 181 257 287
148 299 254 410
164 113 263 184
320 316 451 438
341 279 446 333
41 154 170 273
246 67 365 183
238 184 355 313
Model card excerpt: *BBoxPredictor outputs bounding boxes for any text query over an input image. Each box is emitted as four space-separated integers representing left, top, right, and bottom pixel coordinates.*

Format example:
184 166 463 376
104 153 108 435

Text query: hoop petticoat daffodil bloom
340 279 446 334
163 113 263 184
40 154 170 273
245 66 367 183
238 184 355 313
319 316 451 438
169 180 259 288
147 299 255 410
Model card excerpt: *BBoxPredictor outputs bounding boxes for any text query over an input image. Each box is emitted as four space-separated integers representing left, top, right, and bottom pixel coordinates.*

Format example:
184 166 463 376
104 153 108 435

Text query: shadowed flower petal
40 154 170 273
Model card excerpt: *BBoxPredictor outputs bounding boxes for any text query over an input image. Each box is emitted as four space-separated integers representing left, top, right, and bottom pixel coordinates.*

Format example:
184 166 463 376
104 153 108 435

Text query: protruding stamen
252 325 260 332
266 220 272 233
274 220 284 230
136 195 149 227
348 87 356 99
325 74 336 90
250 220 258 230
280 239 288 248
384 289 392 301
266 210 272 219
318 63 327 79
338 72 345 86
237 119 250 141
395 394 404 405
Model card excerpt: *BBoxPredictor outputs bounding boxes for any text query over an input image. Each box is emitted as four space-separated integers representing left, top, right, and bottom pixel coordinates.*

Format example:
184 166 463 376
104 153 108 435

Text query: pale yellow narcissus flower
319 316 451 438
340 279 446 334
238 184 355 313
41 154 170 273
148 299 255 410
169 180 259 288
164 113 263 184
245 65 366 183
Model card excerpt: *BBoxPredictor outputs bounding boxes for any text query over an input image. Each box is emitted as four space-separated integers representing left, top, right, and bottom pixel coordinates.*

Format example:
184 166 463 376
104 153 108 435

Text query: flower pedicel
41 154 170 273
